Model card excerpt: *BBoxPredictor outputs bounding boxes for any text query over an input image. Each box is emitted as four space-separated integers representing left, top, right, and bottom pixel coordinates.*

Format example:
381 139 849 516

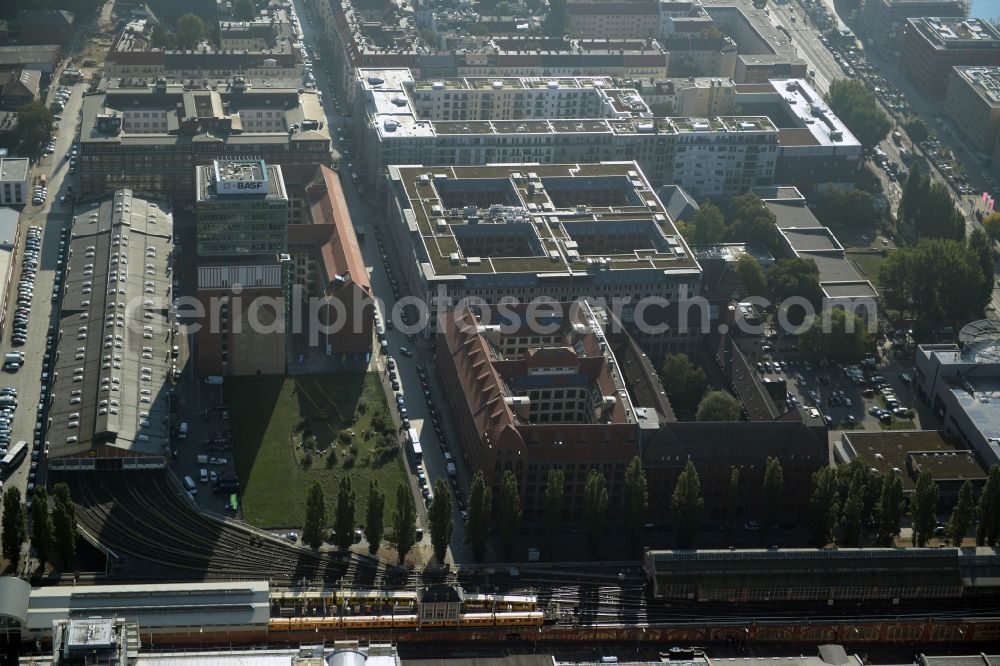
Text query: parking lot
740 337 921 433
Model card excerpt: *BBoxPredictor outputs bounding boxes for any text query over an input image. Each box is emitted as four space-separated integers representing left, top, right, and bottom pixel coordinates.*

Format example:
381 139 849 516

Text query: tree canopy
622 456 648 555
364 479 385 555
176 13 209 49
878 239 990 322
735 254 767 297
32 486 51 567
302 481 327 549
682 201 726 245
767 257 823 308
2 486 25 565
726 193 784 256
466 471 492 561
334 477 356 551
658 353 708 417
903 117 929 144
14 102 53 158
391 482 417 565
51 483 76 567
671 460 704 548
874 471 904 546
808 467 840 547
898 166 966 241
695 390 742 421
911 469 940 547
428 478 454 563
583 469 608 556
498 470 522 560
812 188 879 230
826 79 891 149
800 308 873 362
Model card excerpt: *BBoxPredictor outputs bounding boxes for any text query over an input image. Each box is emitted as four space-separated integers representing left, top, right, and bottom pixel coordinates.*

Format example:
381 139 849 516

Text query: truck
447 462 457 477
197 454 209 464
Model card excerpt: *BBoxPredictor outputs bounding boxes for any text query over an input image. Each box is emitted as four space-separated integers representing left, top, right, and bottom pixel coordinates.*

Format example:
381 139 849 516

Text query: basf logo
219 179 266 195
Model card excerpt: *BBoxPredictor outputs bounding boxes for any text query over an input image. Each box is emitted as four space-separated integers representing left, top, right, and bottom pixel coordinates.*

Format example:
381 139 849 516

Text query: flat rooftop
842 430 987 491
0 157 29 182
737 79 860 149
81 81 328 147
47 190 174 460
953 66 1000 106
196 160 288 202
361 68 777 140
911 17 1000 46
948 376 1000 459
389 162 700 280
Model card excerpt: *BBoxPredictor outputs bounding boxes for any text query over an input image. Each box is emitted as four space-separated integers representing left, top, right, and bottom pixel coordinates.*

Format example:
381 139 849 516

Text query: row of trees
2 483 78 570
808 461 1000 548
879 237 992 323
300 460 1000 562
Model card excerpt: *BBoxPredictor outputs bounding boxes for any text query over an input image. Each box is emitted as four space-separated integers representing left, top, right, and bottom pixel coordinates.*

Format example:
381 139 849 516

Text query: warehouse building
46 190 177 469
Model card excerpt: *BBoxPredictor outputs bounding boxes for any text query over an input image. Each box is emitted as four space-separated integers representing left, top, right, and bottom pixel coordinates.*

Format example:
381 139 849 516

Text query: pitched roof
303 165 371 297
18 9 74 28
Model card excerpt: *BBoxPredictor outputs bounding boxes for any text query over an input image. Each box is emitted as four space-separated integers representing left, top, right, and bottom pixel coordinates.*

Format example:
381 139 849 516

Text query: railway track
61 470 382 585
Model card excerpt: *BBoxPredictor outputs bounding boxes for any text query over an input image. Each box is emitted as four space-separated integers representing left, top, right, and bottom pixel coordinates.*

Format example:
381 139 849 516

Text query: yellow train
269 611 544 633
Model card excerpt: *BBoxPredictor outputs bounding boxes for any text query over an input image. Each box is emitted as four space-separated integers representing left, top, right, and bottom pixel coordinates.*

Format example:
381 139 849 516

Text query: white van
177 422 188 440
199 468 208 483
183 476 197 493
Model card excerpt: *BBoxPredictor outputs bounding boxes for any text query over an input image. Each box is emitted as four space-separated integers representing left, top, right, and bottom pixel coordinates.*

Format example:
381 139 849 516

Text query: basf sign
218 179 266 194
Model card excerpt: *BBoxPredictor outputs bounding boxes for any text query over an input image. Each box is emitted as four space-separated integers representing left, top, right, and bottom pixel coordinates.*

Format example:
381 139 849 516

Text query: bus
1 440 28 477
408 427 422 463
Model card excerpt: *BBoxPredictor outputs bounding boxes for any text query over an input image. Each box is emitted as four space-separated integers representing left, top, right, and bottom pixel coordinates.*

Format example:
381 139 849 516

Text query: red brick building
437 301 671 520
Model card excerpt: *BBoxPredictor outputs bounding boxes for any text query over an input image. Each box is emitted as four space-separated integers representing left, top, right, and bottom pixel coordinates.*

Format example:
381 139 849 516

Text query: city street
288 0 475 564
0 78 87 525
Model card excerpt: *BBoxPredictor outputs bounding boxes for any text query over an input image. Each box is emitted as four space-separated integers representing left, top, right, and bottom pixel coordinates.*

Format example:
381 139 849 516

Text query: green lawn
226 373 406 529
847 251 886 284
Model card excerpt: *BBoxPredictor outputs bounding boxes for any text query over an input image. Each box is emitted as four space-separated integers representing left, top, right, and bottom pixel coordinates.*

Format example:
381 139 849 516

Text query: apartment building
735 79 863 190
357 69 778 199
661 33 738 78
566 0 662 38
860 0 969 52
699 0 809 83
383 162 703 354
106 18 302 81
0 158 28 206
78 78 330 202
633 77 737 116
945 66 1000 152
901 17 1000 99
